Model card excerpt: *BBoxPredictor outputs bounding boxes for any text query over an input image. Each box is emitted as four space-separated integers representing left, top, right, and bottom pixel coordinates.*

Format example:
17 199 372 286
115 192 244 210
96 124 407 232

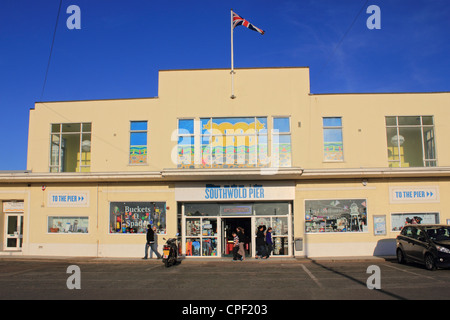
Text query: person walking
237 227 245 261
232 231 241 261
143 224 161 259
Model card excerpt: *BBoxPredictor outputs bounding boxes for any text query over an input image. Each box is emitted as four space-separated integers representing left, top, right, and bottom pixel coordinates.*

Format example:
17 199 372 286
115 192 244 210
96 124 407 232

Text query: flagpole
230 9 236 99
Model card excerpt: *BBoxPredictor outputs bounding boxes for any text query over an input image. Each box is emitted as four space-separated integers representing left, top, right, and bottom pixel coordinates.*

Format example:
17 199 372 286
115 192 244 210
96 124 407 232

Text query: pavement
0 253 397 263
1 253 449 302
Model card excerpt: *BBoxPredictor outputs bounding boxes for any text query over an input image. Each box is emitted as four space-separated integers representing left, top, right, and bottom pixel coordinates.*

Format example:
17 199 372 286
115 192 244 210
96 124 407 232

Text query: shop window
385 116 436 167
50 123 91 172
109 202 166 234
323 117 343 161
391 212 439 232
185 217 218 256
129 121 148 164
48 216 89 233
305 199 368 233
272 117 292 167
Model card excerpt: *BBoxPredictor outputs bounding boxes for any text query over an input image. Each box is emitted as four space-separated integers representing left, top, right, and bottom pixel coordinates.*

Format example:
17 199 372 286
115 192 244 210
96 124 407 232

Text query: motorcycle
162 237 178 267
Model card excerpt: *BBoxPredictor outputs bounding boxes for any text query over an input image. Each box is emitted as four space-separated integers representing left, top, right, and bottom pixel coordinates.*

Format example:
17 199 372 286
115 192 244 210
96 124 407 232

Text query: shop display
48 216 88 233
391 212 439 231
305 199 367 233
186 219 200 236
109 202 166 234
186 218 218 256
185 239 201 256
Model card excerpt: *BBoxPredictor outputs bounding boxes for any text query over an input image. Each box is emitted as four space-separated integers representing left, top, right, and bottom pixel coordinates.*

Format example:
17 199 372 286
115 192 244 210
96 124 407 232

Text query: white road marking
301 264 323 288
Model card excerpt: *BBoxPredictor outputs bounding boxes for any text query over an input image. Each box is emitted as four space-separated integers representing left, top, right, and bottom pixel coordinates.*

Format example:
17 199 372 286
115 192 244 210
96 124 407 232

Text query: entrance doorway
180 201 292 258
4 214 23 251
222 218 251 257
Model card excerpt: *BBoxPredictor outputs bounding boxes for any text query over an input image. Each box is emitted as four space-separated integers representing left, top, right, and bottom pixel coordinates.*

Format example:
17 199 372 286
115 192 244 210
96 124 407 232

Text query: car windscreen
426 227 450 241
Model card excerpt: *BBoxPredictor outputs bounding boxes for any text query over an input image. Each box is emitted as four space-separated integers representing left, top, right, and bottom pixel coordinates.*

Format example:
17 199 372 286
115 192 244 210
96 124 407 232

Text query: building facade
1 67 449 258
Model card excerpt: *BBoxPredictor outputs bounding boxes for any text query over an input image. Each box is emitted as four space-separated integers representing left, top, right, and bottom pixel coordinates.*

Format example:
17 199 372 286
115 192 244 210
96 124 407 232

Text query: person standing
237 227 245 261
255 225 268 259
143 224 161 259
265 227 273 258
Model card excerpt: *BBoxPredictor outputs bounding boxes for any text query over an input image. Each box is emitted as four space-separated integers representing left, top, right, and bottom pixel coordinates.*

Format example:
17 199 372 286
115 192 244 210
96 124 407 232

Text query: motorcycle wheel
164 259 170 268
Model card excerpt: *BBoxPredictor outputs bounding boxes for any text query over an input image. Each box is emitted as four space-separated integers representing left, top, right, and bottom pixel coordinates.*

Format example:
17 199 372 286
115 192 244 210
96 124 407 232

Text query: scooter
162 237 178 267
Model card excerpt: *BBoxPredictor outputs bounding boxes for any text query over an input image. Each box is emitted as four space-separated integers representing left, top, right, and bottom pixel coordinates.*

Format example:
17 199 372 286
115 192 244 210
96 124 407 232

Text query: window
391 212 439 231
109 202 166 234
305 199 367 233
50 123 91 172
323 117 343 161
48 216 89 233
176 117 269 168
176 116 293 169
129 121 147 164
185 217 218 256
272 117 292 167
177 119 195 168
201 117 268 168
386 116 436 167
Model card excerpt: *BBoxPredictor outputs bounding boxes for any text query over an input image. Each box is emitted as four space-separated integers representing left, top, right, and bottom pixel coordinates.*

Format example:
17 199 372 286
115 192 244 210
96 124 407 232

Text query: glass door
4 214 23 250
255 216 289 256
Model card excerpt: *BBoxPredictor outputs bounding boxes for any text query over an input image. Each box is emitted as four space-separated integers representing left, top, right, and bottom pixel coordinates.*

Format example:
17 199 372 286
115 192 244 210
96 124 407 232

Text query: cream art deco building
1 67 450 258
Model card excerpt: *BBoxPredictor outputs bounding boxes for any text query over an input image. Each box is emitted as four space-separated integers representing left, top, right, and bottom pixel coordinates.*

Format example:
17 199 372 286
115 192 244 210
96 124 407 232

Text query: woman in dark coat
255 225 268 259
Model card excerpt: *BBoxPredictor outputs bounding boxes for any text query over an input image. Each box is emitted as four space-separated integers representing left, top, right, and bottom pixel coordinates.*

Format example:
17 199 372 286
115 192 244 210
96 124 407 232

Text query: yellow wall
9 67 450 258
28 68 450 174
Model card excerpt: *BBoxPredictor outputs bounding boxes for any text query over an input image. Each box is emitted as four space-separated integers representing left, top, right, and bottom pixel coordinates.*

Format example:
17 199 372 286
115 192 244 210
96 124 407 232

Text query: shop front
176 181 295 258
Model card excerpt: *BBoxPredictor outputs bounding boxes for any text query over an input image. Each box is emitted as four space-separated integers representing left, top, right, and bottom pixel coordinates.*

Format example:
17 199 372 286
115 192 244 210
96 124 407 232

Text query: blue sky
0 0 449 170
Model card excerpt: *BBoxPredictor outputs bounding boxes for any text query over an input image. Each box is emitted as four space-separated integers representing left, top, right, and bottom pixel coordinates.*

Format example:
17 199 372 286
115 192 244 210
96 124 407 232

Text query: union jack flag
232 11 265 35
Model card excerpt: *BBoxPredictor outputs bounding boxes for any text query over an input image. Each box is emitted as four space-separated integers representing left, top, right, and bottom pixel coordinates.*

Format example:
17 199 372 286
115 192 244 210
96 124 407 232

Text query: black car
396 224 450 271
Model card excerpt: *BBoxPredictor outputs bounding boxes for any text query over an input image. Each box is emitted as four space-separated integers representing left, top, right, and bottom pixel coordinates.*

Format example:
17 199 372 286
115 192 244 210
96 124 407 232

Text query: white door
4 214 23 250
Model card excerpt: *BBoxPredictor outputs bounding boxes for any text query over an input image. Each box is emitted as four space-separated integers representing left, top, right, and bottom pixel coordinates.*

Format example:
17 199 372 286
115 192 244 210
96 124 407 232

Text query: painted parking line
384 264 436 280
145 264 163 271
301 264 323 288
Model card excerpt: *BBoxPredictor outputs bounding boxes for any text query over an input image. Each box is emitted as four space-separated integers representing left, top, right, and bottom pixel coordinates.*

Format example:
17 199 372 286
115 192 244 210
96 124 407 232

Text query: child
232 231 242 261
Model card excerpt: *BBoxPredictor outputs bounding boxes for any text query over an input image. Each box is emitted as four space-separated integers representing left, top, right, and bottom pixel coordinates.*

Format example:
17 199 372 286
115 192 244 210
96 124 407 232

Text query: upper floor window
177 119 195 168
176 116 292 169
50 123 91 172
200 117 268 168
129 121 148 165
323 117 343 161
386 116 436 167
272 117 292 167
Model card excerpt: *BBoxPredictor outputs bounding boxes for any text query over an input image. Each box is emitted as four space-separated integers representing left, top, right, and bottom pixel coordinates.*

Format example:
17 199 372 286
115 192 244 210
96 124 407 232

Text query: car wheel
396 248 405 264
424 254 437 271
